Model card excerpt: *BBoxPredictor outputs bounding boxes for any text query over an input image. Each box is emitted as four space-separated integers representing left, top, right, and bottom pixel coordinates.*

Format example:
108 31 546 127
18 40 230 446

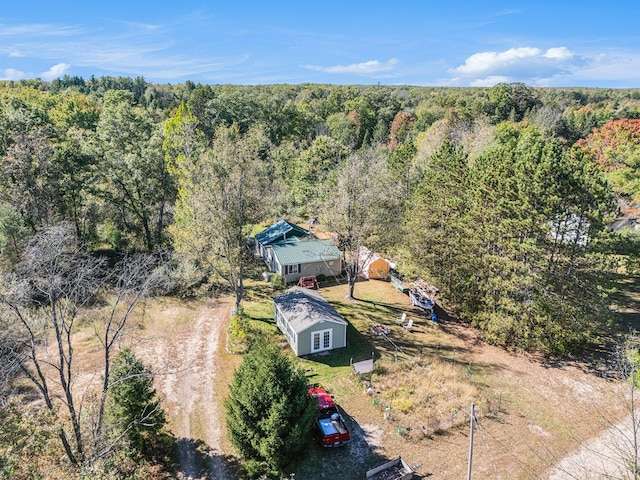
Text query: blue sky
1 1 639 87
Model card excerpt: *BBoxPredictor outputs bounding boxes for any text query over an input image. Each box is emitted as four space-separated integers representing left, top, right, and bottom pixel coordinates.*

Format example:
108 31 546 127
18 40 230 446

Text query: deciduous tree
168 118 272 308
321 147 398 299
577 118 640 202
0 223 162 467
95 90 175 250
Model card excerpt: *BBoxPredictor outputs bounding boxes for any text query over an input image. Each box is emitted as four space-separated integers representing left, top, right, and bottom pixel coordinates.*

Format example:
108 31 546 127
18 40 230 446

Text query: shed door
311 329 332 353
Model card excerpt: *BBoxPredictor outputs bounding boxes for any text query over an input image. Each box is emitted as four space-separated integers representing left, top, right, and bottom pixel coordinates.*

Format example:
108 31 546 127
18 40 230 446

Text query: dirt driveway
133 296 235 480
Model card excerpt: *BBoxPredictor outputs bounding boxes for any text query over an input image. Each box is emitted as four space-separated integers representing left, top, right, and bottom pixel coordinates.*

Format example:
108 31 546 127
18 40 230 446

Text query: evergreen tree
225 342 315 477
406 124 616 353
106 348 166 454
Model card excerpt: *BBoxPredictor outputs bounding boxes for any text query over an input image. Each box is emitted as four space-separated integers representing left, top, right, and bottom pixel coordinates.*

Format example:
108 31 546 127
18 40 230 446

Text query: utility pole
467 403 476 480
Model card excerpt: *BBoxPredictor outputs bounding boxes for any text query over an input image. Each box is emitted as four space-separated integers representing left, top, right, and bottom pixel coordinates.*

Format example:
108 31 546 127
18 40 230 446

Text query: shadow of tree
302 322 379 368
173 437 242 479
514 273 640 379
290 404 398 480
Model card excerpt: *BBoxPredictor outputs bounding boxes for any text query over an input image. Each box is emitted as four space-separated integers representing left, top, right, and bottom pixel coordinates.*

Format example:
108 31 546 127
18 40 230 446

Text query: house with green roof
274 286 347 356
269 237 342 283
253 220 343 283
254 220 310 262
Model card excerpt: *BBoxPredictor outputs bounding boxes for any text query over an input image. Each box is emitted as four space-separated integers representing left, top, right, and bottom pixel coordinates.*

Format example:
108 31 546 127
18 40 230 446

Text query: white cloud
0 68 26 81
305 58 399 75
0 23 84 37
470 76 510 87
450 46 583 86
0 17 250 81
40 63 71 80
454 47 543 76
558 51 640 86
543 47 573 60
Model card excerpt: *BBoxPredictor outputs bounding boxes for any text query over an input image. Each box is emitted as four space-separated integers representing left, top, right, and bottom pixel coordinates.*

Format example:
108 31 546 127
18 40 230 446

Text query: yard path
547 412 640 479
135 297 234 480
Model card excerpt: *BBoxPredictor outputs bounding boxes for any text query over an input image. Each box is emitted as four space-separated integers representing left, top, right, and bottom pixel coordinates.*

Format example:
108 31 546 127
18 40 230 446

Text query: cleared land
106 273 638 480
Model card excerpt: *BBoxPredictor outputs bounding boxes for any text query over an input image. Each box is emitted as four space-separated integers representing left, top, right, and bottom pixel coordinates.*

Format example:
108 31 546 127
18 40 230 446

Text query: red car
308 386 350 447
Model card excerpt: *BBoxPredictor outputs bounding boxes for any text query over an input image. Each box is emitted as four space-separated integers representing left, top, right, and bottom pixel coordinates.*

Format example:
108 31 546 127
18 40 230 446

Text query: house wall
274 303 299 355
279 258 342 283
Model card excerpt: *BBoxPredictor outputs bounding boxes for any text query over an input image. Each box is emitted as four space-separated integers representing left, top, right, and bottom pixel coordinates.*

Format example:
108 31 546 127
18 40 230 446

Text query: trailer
409 287 434 312
366 457 414 480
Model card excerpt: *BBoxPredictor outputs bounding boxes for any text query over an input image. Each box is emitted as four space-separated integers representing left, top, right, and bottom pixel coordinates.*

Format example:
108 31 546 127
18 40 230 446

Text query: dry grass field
282 280 630 479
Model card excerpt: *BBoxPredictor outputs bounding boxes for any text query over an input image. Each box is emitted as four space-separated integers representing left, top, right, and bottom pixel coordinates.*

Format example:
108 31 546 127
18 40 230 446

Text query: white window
311 328 332 353
323 330 331 349
285 264 300 275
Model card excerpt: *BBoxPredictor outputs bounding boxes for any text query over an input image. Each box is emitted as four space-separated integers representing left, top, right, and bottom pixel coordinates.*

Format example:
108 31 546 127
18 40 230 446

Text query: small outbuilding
359 247 394 280
273 287 348 357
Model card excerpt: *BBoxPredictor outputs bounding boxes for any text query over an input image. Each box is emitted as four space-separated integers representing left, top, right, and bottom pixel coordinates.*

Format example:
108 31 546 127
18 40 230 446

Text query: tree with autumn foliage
577 119 640 203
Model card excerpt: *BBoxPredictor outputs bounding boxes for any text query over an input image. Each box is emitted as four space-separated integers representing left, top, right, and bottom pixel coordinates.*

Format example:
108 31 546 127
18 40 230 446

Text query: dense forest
1 76 640 477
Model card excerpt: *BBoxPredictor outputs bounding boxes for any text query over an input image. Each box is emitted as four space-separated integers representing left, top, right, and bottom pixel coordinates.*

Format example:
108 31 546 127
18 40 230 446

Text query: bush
269 273 286 290
227 309 251 354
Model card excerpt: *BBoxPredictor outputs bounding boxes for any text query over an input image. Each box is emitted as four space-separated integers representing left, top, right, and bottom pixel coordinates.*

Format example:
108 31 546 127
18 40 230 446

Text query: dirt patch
133 296 237 480
548 413 640 479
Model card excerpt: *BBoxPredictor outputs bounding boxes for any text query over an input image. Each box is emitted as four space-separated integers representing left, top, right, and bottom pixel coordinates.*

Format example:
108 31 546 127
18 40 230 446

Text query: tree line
1 77 640 346
1 76 640 477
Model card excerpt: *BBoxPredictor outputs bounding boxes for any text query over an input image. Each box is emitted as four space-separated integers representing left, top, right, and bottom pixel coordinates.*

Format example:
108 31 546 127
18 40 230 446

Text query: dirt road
547 412 640 479
134 297 234 480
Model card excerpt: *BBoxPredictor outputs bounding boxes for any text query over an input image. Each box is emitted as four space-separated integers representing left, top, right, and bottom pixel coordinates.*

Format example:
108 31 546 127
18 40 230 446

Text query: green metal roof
254 220 309 246
271 238 341 265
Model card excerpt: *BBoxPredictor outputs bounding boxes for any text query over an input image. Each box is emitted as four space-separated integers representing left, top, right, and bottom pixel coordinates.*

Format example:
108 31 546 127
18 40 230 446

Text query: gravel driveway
135 297 233 480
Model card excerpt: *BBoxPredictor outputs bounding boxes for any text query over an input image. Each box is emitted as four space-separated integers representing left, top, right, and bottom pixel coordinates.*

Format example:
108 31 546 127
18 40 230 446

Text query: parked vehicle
298 275 319 289
308 385 350 447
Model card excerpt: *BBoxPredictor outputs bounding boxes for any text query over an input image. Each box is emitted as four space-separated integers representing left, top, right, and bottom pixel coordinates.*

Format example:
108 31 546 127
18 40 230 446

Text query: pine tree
106 348 166 454
225 342 315 476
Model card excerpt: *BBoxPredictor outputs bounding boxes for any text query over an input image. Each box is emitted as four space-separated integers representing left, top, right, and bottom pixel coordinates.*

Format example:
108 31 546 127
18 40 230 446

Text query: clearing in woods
128 274 639 479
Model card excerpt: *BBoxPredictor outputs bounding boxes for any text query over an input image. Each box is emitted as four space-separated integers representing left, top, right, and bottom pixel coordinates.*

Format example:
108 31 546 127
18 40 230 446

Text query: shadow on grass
302 323 379 369
352 293 411 315
527 273 640 379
